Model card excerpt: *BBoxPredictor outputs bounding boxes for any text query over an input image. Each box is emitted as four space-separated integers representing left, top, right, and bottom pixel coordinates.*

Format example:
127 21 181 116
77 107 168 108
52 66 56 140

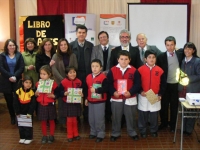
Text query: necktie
170 52 174 57
141 49 144 57
103 46 107 51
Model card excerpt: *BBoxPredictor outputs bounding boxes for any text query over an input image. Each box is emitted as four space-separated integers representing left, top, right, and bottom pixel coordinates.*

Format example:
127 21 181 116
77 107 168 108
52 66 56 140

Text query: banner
100 14 126 46
64 14 96 45
19 15 64 52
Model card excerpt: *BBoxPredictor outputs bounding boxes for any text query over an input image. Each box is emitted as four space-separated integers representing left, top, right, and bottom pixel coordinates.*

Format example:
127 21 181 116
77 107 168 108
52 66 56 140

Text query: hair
3 39 18 54
65 66 77 75
165 36 176 45
183 42 198 57
91 59 103 67
39 65 53 79
136 33 147 41
56 38 72 57
37 38 55 54
119 29 131 39
117 50 131 60
98 31 109 39
76 25 88 32
17 75 34 95
24 38 37 52
144 50 156 58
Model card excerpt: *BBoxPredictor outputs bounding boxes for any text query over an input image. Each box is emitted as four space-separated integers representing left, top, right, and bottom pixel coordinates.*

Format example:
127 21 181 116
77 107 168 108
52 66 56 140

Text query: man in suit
91 31 114 122
110 29 141 69
70 25 94 121
135 33 161 65
157 36 184 132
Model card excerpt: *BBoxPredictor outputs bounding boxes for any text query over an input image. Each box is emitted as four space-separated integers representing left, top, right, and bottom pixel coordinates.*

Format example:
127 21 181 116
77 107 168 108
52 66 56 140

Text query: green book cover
66 88 82 103
91 83 102 99
37 79 54 93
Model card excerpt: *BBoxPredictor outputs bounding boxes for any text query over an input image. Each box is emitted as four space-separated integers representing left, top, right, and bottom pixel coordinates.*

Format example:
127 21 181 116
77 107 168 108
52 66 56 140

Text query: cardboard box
186 93 200 105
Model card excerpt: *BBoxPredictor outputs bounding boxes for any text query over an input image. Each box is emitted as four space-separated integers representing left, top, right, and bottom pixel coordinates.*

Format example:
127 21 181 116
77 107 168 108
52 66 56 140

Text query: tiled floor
0 96 200 150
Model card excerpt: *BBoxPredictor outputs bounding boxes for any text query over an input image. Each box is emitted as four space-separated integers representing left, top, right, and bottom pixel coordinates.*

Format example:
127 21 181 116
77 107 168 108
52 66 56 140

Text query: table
173 99 200 150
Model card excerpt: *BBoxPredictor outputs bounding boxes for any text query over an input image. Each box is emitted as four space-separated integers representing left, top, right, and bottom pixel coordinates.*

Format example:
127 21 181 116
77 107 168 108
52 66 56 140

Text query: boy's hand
47 93 55 99
124 91 131 98
64 91 69 96
90 86 95 93
85 99 88 106
114 91 120 98
27 114 31 118
35 91 40 97
141 91 146 97
78 91 83 97
158 96 162 101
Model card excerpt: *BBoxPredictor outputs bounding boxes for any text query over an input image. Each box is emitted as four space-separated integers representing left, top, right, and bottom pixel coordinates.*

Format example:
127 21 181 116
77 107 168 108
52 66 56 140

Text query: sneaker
48 136 54 143
19 139 25 144
41 136 48 144
24 140 32 144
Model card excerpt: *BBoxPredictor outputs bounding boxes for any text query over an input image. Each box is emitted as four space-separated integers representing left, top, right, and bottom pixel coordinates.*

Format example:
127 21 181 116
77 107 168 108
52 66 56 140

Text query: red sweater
138 65 164 94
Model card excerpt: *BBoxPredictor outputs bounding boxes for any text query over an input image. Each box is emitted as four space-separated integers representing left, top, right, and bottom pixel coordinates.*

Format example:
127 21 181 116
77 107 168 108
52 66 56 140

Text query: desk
173 100 200 150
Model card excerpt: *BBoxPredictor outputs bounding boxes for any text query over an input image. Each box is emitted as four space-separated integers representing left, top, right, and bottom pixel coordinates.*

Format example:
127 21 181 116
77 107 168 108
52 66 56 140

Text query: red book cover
117 79 127 94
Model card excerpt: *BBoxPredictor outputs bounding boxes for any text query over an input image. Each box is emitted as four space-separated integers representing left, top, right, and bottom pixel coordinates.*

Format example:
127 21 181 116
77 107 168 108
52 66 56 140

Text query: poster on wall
100 14 126 46
64 14 96 45
19 15 64 52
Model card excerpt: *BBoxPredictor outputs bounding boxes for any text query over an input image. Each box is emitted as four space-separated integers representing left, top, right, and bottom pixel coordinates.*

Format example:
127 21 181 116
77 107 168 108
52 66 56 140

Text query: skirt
62 102 81 117
37 103 56 120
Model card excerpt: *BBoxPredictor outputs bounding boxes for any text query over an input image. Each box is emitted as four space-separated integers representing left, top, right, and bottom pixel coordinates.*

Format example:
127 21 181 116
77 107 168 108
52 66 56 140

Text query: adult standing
91 31 114 122
22 38 38 87
157 36 184 132
110 29 141 69
0 39 24 124
51 38 78 127
178 42 200 135
70 25 93 121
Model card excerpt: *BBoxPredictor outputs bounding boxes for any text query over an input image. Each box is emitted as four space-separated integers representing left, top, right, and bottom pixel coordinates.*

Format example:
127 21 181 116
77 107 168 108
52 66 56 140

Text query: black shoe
96 138 103 143
131 135 139 141
141 133 147 138
74 136 81 140
110 136 118 142
41 136 48 144
89 135 96 139
158 124 167 130
151 132 158 137
68 138 73 142
11 117 15 125
48 136 54 143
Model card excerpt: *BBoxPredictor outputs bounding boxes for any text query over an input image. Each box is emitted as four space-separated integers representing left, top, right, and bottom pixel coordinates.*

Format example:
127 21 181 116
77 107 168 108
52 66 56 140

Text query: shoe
96 138 103 143
132 135 139 141
19 139 25 144
141 133 147 138
151 132 158 137
74 136 81 140
110 136 119 142
68 138 73 142
89 135 96 139
24 140 32 144
41 136 48 144
158 124 167 130
11 117 15 125
48 136 54 143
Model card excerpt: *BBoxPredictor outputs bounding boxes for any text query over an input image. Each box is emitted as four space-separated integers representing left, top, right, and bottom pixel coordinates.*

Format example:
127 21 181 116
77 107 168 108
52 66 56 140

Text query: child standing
107 51 141 142
85 59 108 143
35 65 59 144
59 66 83 142
13 76 36 144
138 50 166 138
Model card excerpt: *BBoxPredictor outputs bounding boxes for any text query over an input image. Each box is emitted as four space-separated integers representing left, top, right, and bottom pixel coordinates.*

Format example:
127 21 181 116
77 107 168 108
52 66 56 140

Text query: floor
0 95 200 150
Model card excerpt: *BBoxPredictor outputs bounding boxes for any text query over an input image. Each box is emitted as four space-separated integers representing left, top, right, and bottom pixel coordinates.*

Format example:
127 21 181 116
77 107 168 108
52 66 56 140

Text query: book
145 89 158 105
117 79 127 94
37 79 54 93
66 88 82 103
91 83 102 99
17 115 32 127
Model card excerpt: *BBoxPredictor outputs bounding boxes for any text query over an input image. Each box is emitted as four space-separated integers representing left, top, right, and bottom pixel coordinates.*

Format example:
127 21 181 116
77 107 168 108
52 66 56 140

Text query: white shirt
101 44 109 51
167 50 176 57
185 56 192 63
121 45 130 51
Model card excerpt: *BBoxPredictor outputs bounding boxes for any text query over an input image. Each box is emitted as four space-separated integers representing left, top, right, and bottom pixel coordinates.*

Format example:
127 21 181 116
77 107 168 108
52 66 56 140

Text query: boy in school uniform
137 50 166 138
107 50 141 142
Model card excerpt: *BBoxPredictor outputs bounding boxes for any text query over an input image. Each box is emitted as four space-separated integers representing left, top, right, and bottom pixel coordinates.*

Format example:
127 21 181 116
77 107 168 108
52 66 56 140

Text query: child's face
145 54 156 67
40 70 50 80
118 55 130 68
23 80 32 90
91 62 102 75
67 69 76 80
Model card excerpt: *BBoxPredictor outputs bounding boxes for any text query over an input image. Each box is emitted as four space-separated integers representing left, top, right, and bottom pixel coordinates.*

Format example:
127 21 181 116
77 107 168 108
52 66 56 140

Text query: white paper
17 115 32 127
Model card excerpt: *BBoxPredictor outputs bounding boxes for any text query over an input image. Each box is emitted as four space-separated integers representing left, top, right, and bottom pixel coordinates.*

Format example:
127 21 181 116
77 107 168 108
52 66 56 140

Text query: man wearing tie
135 33 161 65
110 29 141 69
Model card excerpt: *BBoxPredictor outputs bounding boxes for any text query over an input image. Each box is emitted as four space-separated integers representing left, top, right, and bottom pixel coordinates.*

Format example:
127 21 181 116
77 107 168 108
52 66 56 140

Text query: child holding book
13 76 36 144
85 59 109 143
107 50 141 142
59 66 83 142
138 50 165 138
35 65 59 144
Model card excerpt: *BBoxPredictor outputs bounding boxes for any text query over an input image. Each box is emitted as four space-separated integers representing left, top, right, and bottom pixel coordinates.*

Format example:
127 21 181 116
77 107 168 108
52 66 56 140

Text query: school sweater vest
138 65 164 94
111 66 137 100
16 88 34 104
61 78 82 102
86 73 107 103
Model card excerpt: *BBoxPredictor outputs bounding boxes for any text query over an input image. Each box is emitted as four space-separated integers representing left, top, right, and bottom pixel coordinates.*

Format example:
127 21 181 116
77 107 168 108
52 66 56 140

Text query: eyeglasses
120 36 130 39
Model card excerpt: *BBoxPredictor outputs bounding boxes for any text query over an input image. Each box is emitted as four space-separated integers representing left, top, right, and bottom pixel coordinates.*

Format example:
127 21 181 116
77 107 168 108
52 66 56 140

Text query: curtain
37 0 87 15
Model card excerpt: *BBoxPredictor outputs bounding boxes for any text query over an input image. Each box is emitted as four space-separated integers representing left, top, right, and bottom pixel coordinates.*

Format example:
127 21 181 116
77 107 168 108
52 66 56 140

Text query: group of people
0 25 200 145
